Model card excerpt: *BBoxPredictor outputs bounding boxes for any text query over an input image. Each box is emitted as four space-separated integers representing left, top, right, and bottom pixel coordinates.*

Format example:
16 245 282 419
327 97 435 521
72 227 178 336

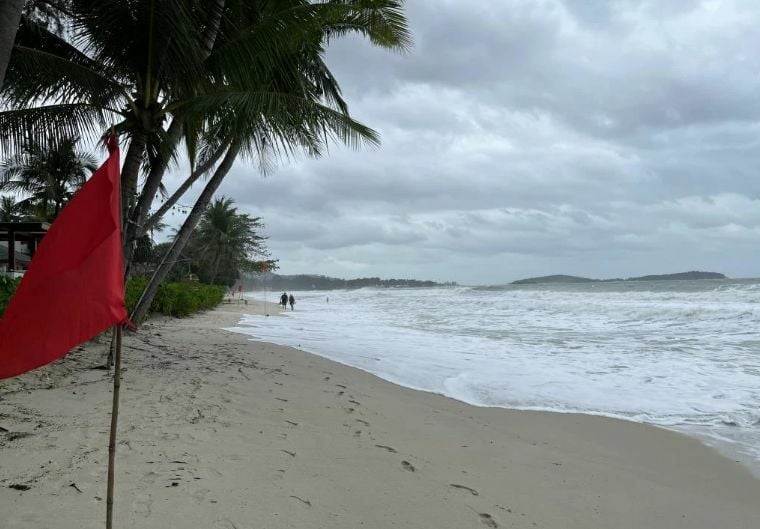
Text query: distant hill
511 271 726 285
625 271 726 281
511 274 595 285
243 273 457 291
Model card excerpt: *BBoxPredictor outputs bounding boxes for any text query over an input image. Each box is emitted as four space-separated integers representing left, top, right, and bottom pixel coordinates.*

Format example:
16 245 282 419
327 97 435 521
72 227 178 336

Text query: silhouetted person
280 292 288 309
288 294 295 311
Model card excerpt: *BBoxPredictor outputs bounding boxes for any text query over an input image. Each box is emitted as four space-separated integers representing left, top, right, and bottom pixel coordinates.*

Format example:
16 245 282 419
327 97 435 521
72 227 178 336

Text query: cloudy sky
164 0 760 285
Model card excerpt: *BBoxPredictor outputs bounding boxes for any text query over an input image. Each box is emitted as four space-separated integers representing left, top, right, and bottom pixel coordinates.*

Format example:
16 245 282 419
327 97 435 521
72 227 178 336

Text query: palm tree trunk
141 140 228 236
202 0 226 56
120 131 148 227
123 119 183 271
209 251 223 284
130 143 240 323
0 0 23 90
123 0 226 270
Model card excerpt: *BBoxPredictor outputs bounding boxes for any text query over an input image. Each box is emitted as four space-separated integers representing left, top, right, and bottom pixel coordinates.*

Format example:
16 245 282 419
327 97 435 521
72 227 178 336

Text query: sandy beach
1 300 759 529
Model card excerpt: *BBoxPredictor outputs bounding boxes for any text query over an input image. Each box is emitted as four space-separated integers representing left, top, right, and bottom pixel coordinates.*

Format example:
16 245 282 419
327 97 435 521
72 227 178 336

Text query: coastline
1 300 758 528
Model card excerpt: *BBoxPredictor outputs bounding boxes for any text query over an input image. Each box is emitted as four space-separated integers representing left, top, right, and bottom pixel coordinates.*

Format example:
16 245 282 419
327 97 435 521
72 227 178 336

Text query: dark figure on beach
288 294 295 311
280 292 288 309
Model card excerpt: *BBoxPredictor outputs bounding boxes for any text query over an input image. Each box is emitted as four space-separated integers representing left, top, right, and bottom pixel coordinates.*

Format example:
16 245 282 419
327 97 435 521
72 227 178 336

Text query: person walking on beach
280 292 288 309
288 294 295 311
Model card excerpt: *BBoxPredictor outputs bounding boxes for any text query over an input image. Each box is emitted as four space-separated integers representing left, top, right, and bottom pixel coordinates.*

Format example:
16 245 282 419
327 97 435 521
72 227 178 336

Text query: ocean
228 279 760 473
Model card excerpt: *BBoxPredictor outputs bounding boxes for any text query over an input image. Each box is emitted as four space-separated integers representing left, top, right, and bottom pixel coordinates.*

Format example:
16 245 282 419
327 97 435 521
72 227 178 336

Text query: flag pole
106 133 123 529
106 324 122 529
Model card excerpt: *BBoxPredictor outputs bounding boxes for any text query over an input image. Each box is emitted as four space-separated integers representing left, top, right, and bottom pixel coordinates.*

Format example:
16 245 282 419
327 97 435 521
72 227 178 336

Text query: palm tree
0 194 20 221
1 1 411 320
0 137 97 221
2 1 409 230
188 196 265 285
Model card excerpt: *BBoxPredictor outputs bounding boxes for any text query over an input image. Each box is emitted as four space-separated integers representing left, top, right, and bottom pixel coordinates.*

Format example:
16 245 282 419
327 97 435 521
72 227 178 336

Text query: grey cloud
156 0 760 284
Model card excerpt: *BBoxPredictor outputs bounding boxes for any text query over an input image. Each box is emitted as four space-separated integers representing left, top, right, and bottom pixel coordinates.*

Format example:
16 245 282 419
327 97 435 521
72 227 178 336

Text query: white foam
233 282 760 472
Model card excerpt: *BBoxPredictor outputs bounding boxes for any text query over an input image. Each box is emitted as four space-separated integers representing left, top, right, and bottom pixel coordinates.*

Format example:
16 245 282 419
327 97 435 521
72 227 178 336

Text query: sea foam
228 280 760 473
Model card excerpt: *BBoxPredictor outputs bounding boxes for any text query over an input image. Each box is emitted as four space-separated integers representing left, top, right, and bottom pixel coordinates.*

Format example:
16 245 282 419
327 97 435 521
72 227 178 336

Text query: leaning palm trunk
120 131 148 228
123 0 226 271
130 143 240 323
0 0 23 89
122 120 184 272
140 140 229 236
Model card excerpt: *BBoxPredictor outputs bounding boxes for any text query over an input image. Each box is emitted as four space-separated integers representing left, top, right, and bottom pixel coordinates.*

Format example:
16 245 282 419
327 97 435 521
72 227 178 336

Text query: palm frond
0 104 113 155
4 46 130 109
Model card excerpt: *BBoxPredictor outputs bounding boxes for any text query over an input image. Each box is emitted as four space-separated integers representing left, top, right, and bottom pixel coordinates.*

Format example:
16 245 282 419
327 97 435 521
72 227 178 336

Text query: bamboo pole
106 324 123 529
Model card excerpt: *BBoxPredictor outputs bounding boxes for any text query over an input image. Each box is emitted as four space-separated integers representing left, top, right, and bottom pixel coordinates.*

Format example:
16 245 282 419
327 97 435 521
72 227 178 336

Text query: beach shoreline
1 299 759 528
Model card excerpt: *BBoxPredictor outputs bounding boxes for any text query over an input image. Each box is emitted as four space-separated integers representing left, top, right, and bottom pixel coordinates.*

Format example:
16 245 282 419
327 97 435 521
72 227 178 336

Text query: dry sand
1 299 759 529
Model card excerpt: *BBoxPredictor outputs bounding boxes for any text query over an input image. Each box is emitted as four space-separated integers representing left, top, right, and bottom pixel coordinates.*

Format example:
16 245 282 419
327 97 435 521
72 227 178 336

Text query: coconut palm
0 195 20 221
0 137 97 221
185 197 265 286
1 0 409 226
1 0 410 320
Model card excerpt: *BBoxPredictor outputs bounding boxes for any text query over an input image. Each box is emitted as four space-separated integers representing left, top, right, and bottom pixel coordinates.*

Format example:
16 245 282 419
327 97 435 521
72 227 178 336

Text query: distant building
0 222 50 277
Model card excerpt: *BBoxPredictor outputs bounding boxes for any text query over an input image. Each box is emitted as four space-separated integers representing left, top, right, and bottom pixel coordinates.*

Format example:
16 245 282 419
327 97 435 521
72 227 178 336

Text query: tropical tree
1 0 411 321
0 194 20 221
184 196 266 286
124 1 410 322
2 1 408 233
0 136 97 220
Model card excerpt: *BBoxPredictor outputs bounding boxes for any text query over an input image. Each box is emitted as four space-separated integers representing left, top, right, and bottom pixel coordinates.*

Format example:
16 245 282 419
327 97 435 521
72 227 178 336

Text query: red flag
0 145 127 379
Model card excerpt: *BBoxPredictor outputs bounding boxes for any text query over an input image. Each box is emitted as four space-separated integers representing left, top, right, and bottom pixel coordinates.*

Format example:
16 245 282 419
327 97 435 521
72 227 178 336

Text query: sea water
228 280 760 472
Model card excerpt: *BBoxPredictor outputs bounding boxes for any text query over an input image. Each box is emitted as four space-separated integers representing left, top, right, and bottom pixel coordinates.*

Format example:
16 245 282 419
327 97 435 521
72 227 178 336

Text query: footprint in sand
289 495 312 508
192 488 211 502
212 518 239 529
401 460 416 472
449 483 479 496
133 493 153 516
479 513 498 528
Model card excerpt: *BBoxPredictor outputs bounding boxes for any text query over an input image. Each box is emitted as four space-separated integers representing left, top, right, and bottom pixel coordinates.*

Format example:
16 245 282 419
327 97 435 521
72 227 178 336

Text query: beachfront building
0 222 49 277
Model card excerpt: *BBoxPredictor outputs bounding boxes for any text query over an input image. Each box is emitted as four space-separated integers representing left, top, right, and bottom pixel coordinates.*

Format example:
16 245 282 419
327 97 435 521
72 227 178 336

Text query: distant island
511 271 726 285
244 273 457 291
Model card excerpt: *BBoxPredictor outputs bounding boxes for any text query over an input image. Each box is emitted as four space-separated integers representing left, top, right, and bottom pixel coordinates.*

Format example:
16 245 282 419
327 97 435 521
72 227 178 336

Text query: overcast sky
164 0 760 285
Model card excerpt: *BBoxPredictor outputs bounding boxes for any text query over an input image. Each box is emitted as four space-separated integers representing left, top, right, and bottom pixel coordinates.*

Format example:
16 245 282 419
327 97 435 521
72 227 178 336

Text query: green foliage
180 196 269 287
125 276 225 319
0 136 97 221
124 275 149 314
1 275 223 320
0 275 21 316
246 273 454 291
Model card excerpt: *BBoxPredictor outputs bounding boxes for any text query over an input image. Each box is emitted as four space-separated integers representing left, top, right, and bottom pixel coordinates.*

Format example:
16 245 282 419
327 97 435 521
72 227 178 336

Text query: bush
1 275 224 320
126 277 225 319
124 275 149 314
0 275 21 317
